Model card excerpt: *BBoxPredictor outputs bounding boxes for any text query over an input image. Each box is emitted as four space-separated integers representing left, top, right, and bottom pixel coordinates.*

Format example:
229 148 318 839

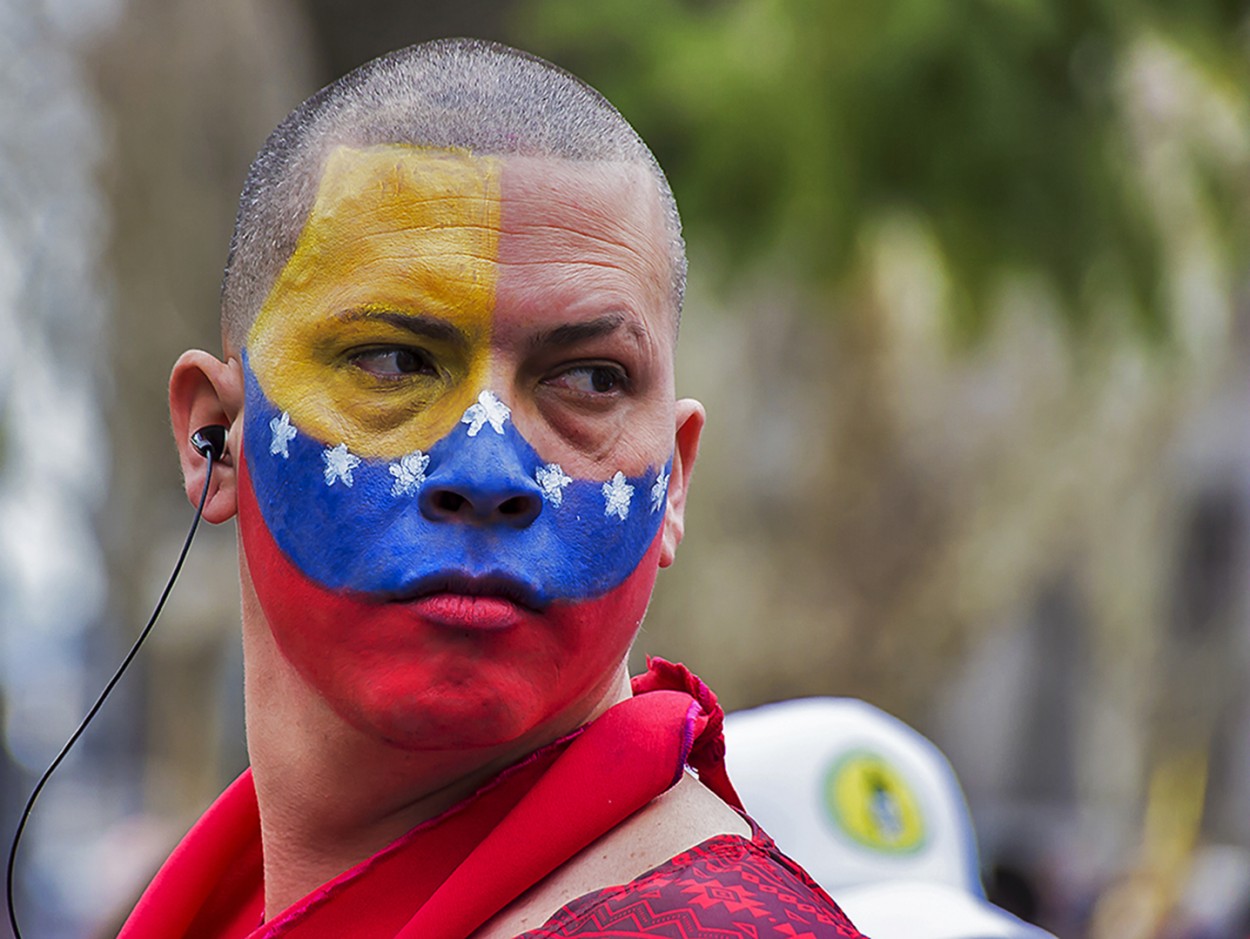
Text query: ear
169 350 245 524
659 398 705 568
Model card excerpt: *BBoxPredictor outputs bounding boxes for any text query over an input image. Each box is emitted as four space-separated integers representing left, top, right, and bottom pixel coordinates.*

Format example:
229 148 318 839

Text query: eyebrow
527 312 637 352
335 309 468 347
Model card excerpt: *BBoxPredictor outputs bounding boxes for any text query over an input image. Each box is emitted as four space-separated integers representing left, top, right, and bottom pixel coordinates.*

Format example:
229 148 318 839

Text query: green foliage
515 0 1250 338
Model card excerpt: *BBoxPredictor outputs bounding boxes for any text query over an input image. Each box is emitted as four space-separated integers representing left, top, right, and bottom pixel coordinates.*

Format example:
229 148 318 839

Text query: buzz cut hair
220 38 686 352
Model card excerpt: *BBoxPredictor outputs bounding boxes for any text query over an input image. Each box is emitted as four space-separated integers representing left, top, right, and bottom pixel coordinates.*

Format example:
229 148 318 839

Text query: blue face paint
242 355 670 607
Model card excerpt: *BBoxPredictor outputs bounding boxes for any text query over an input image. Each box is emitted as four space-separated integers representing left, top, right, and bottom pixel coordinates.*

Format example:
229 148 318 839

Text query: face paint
243 367 669 602
246 146 499 457
237 146 675 748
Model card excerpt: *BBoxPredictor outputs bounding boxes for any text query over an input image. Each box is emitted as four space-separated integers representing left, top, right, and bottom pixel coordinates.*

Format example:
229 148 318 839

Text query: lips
395 572 544 631
408 594 521 631
391 572 543 609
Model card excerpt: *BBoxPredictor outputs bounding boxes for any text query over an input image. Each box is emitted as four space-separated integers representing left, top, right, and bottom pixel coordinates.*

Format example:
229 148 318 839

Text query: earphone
191 424 227 462
6 426 228 939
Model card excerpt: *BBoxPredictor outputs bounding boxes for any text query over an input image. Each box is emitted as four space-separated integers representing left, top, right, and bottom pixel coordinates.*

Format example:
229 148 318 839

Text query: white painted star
602 471 634 521
322 443 361 487
461 390 510 437
650 469 670 513
269 411 297 459
389 450 430 497
536 462 573 507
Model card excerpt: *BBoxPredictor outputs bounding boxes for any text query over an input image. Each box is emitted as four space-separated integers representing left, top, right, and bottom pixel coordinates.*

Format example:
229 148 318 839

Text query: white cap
723 698 1054 939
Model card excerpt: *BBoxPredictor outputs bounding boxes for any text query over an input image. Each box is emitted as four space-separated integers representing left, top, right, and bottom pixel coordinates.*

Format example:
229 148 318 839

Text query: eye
547 364 628 396
349 346 439 379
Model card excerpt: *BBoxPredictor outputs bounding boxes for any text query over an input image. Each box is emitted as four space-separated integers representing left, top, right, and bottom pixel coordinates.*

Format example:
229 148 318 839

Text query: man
119 39 865 938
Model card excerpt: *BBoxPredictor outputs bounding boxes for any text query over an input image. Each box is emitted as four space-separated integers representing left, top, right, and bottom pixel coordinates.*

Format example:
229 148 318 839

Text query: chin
338 668 598 753
336 634 636 751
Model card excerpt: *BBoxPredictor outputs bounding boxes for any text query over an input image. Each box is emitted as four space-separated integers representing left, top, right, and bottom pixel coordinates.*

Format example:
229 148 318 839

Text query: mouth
390 572 545 631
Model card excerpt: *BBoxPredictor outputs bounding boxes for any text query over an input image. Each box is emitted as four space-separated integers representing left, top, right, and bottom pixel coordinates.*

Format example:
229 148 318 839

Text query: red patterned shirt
525 823 866 939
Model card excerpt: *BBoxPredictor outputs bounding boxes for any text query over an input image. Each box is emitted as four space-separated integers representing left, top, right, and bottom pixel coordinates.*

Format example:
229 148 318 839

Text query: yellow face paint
246 145 502 458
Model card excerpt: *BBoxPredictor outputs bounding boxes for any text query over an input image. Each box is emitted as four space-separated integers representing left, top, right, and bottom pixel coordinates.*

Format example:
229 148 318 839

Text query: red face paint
239 453 662 748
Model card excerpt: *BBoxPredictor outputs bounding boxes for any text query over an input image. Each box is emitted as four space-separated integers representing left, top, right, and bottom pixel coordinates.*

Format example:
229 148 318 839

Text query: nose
418 426 544 529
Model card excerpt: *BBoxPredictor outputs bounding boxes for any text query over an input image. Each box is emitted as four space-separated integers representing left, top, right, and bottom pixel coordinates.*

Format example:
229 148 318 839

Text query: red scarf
118 659 741 939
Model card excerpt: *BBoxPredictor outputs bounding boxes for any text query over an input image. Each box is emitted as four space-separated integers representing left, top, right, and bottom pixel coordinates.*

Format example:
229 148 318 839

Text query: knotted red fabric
117 659 860 939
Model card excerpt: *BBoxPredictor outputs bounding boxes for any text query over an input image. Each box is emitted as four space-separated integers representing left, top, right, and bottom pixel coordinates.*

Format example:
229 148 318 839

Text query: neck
238 564 632 919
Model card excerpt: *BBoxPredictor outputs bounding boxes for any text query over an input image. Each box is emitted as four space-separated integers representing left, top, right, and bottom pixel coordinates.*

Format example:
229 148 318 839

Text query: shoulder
474 774 865 939
472 772 747 938
524 821 865 939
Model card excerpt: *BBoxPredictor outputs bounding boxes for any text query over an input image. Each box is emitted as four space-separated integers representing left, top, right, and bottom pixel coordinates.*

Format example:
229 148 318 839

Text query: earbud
191 425 228 461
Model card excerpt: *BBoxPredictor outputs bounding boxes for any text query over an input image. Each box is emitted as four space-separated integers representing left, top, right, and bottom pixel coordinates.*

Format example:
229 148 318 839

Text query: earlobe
659 398 705 568
169 351 245 523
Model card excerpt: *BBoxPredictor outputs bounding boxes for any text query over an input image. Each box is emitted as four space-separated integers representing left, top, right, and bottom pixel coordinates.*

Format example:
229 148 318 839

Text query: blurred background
1 1 1248 936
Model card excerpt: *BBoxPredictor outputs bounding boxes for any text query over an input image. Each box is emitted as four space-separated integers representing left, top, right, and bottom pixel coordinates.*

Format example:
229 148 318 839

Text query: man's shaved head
221 38 685 352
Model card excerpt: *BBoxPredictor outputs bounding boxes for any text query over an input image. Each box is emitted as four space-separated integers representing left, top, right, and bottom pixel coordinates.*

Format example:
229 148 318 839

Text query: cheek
520 393 676 482
239 449 660 748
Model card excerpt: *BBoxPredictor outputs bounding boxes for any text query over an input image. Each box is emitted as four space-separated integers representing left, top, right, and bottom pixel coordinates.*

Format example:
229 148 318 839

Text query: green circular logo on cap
823 750 927 854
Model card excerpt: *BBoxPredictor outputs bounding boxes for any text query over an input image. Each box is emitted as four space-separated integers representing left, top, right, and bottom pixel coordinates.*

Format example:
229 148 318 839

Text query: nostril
498 495 533 517
432 490 467 515
419 485 541 527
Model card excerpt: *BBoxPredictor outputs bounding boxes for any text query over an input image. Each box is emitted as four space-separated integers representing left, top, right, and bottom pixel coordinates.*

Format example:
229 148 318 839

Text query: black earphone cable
5 449 217 939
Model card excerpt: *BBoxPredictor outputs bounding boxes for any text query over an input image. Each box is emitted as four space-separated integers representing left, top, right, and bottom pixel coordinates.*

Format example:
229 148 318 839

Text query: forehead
246 145 673 346
495 155 669 291
497 155 673 337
